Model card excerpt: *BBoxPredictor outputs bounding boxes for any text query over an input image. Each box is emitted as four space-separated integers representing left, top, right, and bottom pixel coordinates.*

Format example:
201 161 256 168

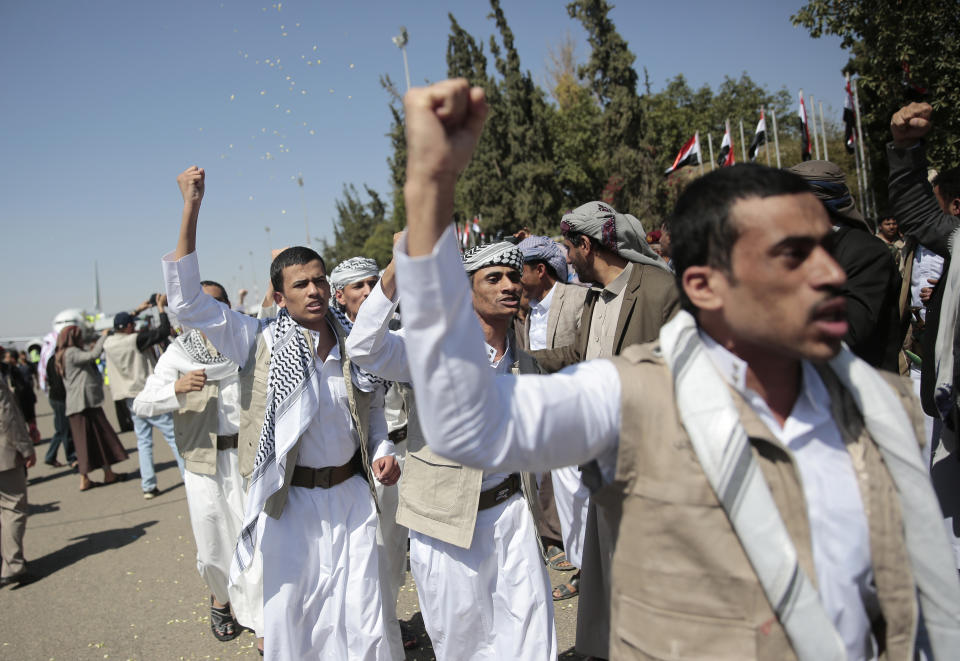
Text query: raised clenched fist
890 102 933 149
178 166 205 206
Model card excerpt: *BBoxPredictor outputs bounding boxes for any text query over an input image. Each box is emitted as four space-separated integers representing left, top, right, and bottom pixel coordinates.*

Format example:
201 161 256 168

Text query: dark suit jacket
531 263 680 373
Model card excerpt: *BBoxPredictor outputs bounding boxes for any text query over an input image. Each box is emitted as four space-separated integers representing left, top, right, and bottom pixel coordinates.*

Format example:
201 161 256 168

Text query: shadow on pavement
27 466 77 487
23 520 158 584
400 612 435 660
28 500 60 515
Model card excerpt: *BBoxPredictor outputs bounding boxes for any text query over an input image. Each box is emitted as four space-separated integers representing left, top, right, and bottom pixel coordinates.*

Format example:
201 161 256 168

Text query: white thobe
133 341 262 635
392 226 884 661
162 251 397 661
348 282 558 660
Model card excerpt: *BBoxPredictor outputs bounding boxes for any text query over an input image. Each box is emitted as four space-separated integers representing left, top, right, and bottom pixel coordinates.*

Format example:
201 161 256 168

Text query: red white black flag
843 80 857 154
717 121 735 168
665 132 701 175
748 109 767 161
798 91 812 161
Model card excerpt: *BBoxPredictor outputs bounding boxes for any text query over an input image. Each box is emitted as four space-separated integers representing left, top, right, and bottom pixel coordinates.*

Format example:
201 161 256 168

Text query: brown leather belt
477 473 521 511
291 457 359 489
388 426 408 443
216 434 238 451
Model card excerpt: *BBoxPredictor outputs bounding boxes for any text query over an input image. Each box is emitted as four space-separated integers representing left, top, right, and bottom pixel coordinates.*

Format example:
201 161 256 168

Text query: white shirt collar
530 281 557 315
485 334 512 368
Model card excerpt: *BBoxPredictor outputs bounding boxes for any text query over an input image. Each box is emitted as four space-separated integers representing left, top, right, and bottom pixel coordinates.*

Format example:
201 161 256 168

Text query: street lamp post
392 26 411 92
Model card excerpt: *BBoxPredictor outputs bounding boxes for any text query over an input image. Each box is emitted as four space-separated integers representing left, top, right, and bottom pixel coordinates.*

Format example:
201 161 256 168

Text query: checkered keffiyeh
461 242 523 274
329 256 379 291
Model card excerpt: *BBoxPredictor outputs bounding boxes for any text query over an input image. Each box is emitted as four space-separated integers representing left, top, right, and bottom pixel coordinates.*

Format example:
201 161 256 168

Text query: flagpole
739 120 747 162
818 101 829 161
809 93 821 160
697 132 703 175
707 133 715 171
762 106 770 165
770 108 781 168
851 77 871 217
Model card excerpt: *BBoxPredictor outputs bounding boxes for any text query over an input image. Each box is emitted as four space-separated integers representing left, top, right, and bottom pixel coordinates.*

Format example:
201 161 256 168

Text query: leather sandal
210 597 240 642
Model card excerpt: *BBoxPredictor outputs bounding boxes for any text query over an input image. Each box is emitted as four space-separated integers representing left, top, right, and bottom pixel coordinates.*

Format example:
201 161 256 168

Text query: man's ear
682 265 725 312
273 291 286 308
950 197 960 217
334 289 346 306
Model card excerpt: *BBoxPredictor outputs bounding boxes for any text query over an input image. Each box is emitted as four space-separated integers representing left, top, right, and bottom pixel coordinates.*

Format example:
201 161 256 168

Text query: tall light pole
392 26 411 92
297 174 310 245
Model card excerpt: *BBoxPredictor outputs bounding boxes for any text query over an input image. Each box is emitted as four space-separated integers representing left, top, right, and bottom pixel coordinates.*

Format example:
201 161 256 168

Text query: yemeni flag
748 110 767 161
843 80 857 154
717 122 735 168
664 132 701 175
798 91 812 161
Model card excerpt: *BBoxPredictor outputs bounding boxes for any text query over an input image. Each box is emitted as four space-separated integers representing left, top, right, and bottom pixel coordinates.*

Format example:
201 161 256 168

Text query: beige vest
236 311 375 519
395 334 541 549
103 333 157 401
172 380 221 476
603 342 919 661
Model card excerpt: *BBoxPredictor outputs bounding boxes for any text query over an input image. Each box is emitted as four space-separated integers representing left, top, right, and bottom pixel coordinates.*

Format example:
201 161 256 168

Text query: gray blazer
63 334 108 416
0 378 33 471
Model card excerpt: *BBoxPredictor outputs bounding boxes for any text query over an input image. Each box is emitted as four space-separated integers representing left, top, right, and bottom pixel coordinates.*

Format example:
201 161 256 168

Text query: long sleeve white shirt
394 225 877 660
162 251 393 467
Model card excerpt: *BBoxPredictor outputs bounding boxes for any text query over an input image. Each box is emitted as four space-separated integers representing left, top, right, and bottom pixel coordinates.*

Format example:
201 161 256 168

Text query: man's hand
891 102 933 149
174 166 205 260
155 293 167 312
178 166 205 206
23 450 36 469
403 80 487 258
371 455 400 486
174 369 207 394
921 277 938 305
404 79 487 184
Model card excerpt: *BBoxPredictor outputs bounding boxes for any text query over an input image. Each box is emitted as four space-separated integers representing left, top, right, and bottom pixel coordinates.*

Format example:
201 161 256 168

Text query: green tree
321 184 388 268
567 0 660 225
793 0 960 207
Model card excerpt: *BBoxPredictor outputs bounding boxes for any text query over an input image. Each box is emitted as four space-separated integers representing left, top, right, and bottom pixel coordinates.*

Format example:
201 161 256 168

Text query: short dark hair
200 280 231 308
667 164 812 312
526 259 559 282
270 247 326 293
933 167 960 204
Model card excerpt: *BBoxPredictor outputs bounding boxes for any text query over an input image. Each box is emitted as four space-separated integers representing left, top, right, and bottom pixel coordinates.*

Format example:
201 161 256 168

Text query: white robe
551 465 590 569
262 475 390 660
409 494 557 660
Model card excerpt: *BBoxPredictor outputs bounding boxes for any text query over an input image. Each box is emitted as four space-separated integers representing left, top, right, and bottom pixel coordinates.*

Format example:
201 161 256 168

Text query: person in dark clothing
1 349 39 444
44 355 76 468
788 160 903 372
887 100 960 576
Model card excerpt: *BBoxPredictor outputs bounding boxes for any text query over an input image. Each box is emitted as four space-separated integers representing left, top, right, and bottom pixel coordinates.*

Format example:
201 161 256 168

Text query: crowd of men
3 81 960 660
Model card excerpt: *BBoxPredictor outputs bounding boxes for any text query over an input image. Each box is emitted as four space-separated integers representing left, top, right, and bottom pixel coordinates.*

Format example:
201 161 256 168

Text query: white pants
261 475 391 660
409 494 557 661
376 441 408 661
183 449 261 633
552 465 590 569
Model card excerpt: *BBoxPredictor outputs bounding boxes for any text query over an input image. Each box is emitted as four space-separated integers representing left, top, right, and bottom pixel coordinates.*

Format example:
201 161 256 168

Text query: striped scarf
659 310 960 660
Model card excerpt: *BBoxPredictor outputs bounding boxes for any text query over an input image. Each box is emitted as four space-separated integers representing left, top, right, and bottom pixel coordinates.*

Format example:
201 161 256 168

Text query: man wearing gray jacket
0 372 36 587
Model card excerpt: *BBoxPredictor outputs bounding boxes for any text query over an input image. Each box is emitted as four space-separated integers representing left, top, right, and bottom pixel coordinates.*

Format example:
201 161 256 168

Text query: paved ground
2 393 584 660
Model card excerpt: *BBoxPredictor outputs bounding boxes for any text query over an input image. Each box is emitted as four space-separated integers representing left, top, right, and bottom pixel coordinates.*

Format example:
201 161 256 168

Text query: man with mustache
345 241 557 659
390 79 960 660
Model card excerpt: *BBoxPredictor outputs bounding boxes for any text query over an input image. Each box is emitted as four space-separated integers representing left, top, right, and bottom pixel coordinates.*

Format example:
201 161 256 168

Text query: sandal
210 597 240 642
103 472 129 485
80 480 102 492
400 621 418 649
552 574 580 601
546 545 574 571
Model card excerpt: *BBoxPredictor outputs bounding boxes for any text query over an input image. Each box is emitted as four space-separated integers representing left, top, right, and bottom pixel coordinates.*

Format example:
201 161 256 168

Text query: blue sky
0 0 849 338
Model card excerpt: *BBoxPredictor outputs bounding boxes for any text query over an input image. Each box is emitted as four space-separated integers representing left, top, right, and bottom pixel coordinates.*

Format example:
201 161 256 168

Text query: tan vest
172 380 221 476
603 342 919 660
395 334 542 549
236 311 375 519
103 333 157 401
